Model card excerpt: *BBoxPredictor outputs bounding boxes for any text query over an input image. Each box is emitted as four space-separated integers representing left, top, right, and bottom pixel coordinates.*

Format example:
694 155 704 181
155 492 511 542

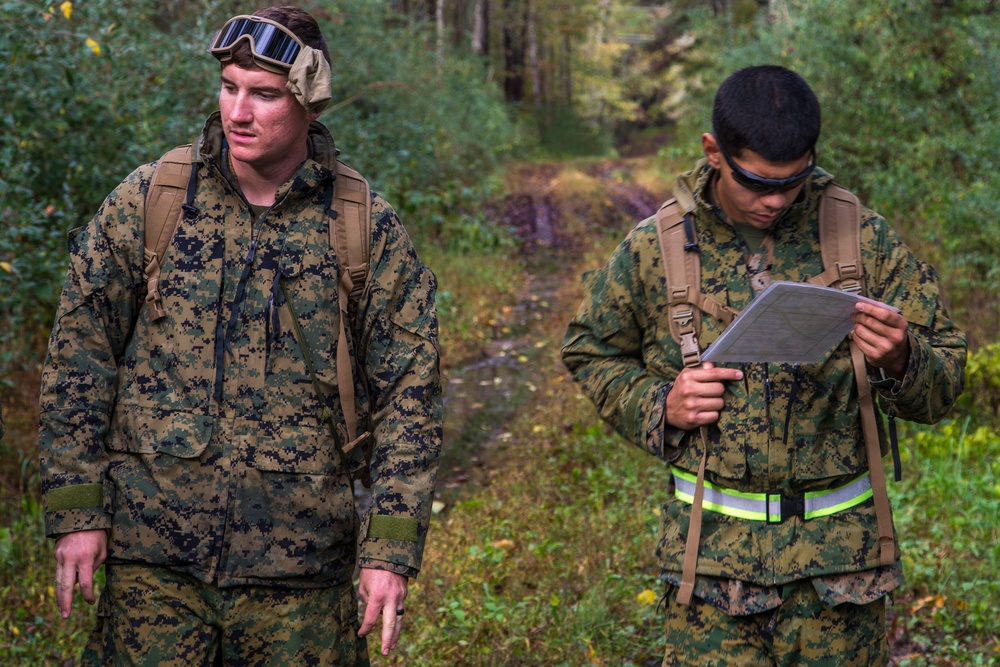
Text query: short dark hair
227 5 331 69
711 65 820 162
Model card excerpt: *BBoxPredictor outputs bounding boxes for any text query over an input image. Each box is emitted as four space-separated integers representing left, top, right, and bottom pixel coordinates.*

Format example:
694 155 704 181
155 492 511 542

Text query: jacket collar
192 112 340 177
674 158 837 233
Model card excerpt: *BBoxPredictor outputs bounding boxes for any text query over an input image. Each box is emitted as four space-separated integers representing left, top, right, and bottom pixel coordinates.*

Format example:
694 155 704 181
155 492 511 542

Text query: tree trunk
502 0 526 102
436 0 445 75
527 8 541 108
472 0 488 56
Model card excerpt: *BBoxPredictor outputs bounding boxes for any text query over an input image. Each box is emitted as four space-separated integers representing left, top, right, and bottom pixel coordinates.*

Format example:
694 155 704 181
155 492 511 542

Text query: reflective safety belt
671 467 874 523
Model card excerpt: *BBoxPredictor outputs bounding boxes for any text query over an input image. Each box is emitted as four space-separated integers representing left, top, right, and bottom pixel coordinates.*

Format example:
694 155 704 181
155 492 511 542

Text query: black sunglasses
714 135 816 194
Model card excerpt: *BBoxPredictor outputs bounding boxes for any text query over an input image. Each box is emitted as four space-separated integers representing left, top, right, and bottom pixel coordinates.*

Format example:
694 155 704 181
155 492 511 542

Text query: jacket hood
192 111 340 172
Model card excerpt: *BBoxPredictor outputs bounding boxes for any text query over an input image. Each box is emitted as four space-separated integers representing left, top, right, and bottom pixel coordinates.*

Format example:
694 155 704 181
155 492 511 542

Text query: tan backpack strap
331 160 372 303
654 198 730 606
656 199 704 368
143 145 195 321
813 182 896 565
851 340 896 565
331 161 372 447
808 183 863 293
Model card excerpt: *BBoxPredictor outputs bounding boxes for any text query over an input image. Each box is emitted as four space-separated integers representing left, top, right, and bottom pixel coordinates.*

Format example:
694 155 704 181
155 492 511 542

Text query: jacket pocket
791 426 868 482
228 425 356 582
106 404 214 459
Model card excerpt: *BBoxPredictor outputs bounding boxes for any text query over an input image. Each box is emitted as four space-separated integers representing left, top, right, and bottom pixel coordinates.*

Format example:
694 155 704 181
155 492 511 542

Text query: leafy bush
954 343 1000 430
0 0 517 377
660 0 1000 346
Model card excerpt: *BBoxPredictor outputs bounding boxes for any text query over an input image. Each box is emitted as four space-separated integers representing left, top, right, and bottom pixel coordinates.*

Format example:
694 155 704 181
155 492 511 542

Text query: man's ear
701 133 722 169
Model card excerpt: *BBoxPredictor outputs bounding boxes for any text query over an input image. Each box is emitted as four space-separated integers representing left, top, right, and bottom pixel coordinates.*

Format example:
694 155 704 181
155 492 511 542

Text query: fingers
53 530 107 619
852 303 909 374
357 595 380 639
54 555 75 619
381 607 403 656
356 568 409 655
667 363 744 430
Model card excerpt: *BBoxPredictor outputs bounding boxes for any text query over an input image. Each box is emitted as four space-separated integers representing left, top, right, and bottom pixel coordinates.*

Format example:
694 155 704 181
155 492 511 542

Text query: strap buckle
766 493 805 524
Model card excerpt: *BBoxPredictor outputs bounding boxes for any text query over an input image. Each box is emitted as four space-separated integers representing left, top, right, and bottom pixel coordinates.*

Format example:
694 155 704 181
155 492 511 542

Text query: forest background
1 0 998 665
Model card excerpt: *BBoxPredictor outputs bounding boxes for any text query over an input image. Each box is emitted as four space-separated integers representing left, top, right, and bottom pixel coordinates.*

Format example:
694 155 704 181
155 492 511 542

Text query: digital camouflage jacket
39 114 442 587
562 161 966 587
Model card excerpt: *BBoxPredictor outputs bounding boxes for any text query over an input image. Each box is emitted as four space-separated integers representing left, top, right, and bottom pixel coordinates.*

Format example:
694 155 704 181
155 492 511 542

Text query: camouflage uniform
562 161 966 663
39 113 441 659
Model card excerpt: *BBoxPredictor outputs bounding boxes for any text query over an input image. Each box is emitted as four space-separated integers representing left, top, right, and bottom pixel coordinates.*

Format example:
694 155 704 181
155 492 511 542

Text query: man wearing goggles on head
39 6 441 666
563 66 965 665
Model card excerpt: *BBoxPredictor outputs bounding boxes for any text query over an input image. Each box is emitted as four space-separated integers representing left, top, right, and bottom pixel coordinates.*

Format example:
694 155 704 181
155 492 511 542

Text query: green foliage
890 412 1000 653
955 343 1000 430
661 0 1000 345
0 0 517 377
0 496 96 664
309 0 517 238
534 110 616 159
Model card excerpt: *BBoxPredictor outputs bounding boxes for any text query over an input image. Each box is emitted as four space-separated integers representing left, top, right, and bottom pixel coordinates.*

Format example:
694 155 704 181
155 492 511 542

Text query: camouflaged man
38 6 441 665
562 66 966 666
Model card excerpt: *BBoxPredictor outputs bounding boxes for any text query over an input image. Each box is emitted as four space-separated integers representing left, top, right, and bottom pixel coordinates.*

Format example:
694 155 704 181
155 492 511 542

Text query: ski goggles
714 134 816 194
208 15 304 73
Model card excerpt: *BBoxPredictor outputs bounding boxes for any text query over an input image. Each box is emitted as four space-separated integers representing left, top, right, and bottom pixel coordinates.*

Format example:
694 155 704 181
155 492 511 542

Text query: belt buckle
766 493 805 523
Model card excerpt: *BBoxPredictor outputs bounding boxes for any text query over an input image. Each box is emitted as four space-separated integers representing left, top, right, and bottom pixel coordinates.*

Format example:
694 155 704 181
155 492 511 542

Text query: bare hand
851 302 910 379
666 362 744 430
357 568 408 656
54 529 107 618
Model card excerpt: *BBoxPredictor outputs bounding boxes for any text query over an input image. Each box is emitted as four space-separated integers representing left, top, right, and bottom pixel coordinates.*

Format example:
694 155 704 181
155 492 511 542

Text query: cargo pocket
227 425 356 581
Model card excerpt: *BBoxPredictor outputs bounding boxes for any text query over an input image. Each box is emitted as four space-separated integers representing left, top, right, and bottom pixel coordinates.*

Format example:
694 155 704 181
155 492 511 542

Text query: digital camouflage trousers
81 563 370 666
660 581 889 667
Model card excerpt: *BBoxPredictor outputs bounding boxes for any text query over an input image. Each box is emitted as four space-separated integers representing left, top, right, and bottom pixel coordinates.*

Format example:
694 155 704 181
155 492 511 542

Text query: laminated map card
701 281 900 364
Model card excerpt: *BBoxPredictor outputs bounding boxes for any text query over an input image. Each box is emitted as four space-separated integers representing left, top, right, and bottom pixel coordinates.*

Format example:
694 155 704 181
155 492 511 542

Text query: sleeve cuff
357 558 418 579
646 382 686 461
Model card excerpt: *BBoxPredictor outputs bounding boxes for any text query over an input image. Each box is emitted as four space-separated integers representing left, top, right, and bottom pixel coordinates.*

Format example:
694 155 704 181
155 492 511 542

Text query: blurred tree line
2 0 997 382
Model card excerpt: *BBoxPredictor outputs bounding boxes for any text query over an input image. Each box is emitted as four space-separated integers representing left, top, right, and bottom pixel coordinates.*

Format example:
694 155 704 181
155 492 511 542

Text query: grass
887 416 1000 666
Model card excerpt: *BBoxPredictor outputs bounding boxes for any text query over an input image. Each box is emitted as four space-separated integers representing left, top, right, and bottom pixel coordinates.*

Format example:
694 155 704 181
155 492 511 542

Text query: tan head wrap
286 45 332 114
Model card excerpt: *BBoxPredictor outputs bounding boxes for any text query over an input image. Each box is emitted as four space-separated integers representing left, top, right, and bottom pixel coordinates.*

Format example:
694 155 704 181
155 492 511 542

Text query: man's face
218 63 317 174
701 133 812 230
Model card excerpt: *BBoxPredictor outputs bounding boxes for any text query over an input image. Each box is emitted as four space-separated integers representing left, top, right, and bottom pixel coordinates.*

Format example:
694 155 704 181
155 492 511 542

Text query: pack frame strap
850 340 896 566
814 182 895 565
328 162 372 448
672 467 874 522
143 145 197 321
655 198 710 606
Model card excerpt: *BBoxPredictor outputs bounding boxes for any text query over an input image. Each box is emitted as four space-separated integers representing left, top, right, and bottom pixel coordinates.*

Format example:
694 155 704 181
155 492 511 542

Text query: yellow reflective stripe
804 488 873 519
674 487 767 521
671 466 768 502
672 466 873 522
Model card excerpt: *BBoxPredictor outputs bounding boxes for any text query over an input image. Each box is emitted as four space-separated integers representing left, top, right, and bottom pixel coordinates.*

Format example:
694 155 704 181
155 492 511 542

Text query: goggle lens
209 15 303 71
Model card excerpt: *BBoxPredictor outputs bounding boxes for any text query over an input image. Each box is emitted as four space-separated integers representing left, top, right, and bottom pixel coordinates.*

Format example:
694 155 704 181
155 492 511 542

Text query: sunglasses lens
735 170 807 194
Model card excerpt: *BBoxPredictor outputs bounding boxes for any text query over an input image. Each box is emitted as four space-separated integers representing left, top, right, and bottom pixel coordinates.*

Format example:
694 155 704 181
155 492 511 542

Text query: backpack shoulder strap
330 160 372 456
331 160 372 304
143 144 196 321
812 182 896 567
808 183 863 294
654 199 739 368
